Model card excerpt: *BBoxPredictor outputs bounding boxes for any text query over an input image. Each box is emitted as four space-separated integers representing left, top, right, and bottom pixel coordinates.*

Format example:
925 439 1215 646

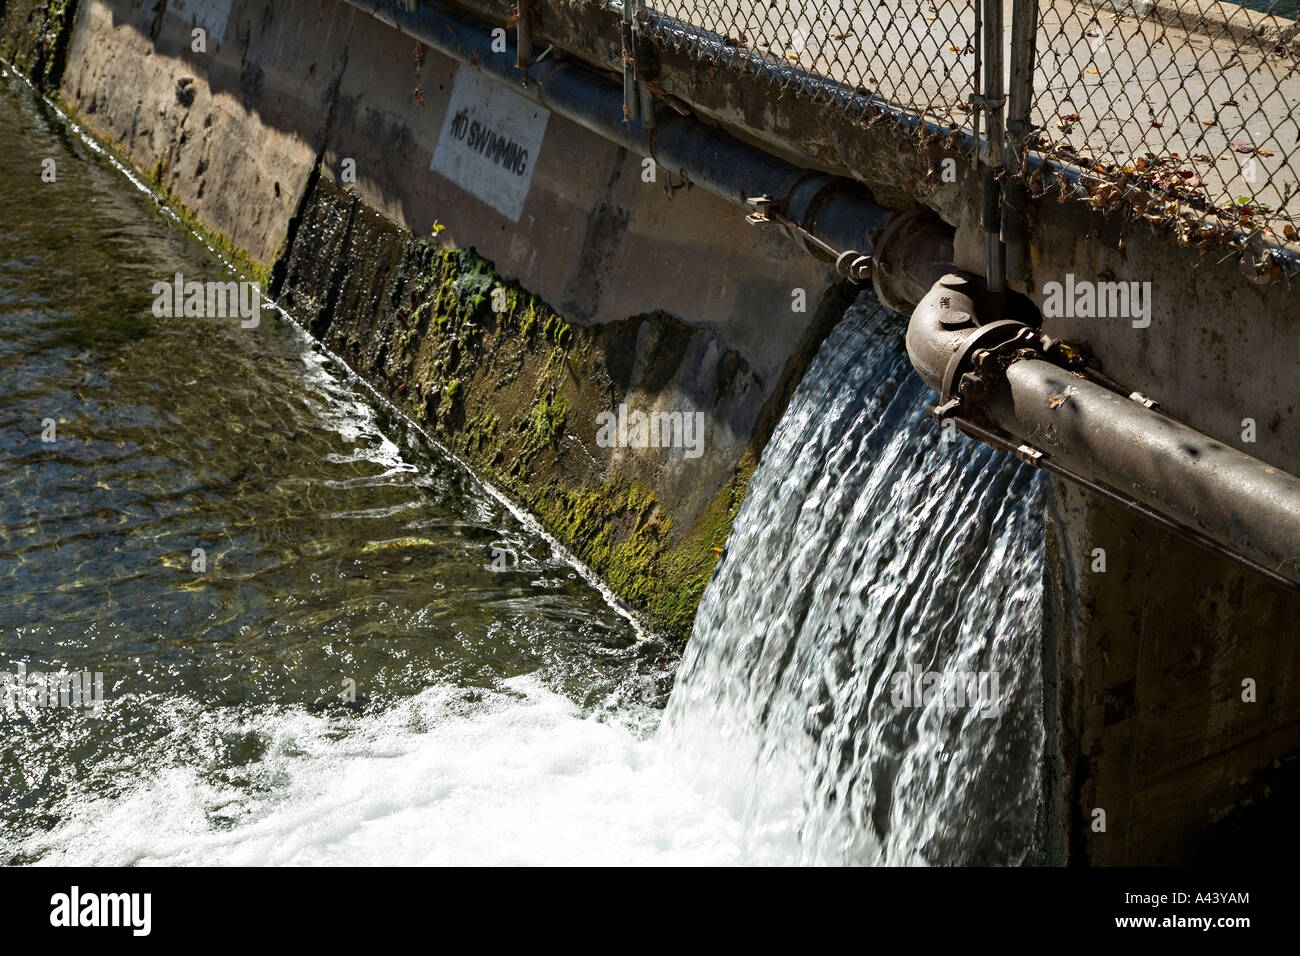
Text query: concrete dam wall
5 0 1300 865
2 0 857 642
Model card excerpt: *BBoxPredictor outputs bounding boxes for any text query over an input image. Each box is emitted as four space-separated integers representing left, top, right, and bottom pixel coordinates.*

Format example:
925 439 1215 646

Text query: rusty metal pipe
905 270 1300 587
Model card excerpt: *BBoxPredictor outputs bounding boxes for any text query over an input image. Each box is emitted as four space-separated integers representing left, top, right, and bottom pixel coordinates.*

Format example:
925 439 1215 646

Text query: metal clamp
968 93 1006 113
938 319 1039 408
744 194 778 224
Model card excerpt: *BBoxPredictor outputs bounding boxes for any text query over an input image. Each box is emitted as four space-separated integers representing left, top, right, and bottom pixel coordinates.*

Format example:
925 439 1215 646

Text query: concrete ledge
1086 0 1300 57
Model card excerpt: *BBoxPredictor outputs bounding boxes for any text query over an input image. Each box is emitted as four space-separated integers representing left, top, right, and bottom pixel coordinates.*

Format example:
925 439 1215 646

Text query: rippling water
0 65 708 865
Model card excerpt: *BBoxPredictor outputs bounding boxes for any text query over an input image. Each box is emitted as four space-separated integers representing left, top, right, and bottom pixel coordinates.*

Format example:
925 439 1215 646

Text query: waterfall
659 291 1046 865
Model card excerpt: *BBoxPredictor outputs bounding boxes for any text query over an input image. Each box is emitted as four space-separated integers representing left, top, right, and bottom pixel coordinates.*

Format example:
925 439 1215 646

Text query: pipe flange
871 209 957 314
939 319 1033 405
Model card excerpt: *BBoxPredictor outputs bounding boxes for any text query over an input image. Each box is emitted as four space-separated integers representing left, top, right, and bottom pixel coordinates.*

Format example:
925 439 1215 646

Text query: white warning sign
430 69 551 222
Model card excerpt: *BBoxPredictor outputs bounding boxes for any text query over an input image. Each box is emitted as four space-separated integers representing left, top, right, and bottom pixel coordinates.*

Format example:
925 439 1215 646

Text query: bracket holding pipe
744 193 872 282
514 0 534 70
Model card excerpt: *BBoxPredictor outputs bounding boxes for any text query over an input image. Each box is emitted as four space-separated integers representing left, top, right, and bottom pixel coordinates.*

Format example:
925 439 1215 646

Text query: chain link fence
1029 0 1300 248
597 0 1300 252
639 0 981 148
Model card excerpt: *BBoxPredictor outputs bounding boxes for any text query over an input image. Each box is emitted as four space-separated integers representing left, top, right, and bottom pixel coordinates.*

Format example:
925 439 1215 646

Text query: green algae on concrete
270 174 799 643
0 0 77 91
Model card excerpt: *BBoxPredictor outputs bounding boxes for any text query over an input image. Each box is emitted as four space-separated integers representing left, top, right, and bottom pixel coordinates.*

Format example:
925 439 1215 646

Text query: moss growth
542 314 572 347
529 390 568 445
0 0 77 91
366 236 745 642
534 478 675 610
654 458 755 631
269 176 811 645
529 464 754 639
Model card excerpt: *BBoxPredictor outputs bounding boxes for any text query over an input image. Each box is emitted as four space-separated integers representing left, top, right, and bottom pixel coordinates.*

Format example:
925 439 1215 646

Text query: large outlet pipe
341 0 888 266
903 264 1300 589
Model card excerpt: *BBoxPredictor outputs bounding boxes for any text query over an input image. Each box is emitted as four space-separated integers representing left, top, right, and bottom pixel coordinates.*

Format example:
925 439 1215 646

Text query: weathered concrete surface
1045 478 1300 864
57 0 347 271
324 8 834 385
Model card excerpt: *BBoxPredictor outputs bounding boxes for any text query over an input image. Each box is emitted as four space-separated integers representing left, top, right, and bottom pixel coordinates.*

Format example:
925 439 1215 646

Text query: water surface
0 66 706 865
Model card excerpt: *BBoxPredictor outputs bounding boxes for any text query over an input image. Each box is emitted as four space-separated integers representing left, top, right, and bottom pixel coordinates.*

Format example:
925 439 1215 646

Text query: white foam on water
22 678 745 866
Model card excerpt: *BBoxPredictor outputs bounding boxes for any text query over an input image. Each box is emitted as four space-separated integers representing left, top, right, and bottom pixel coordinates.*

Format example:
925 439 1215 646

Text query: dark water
0 67 690 864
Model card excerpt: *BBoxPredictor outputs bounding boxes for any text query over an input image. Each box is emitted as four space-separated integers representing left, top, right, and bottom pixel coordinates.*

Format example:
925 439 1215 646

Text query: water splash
659 293 1045 865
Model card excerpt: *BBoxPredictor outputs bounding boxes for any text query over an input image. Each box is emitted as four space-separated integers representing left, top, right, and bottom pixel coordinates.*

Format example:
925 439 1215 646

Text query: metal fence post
1004 0 1039 282
621 0 642 123
981 0 1007 293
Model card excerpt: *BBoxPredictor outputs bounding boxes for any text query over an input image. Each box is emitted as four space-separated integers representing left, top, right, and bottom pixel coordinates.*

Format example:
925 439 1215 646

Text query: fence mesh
1029 0 1300 247
641 0 981 147
596 0 1300 251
